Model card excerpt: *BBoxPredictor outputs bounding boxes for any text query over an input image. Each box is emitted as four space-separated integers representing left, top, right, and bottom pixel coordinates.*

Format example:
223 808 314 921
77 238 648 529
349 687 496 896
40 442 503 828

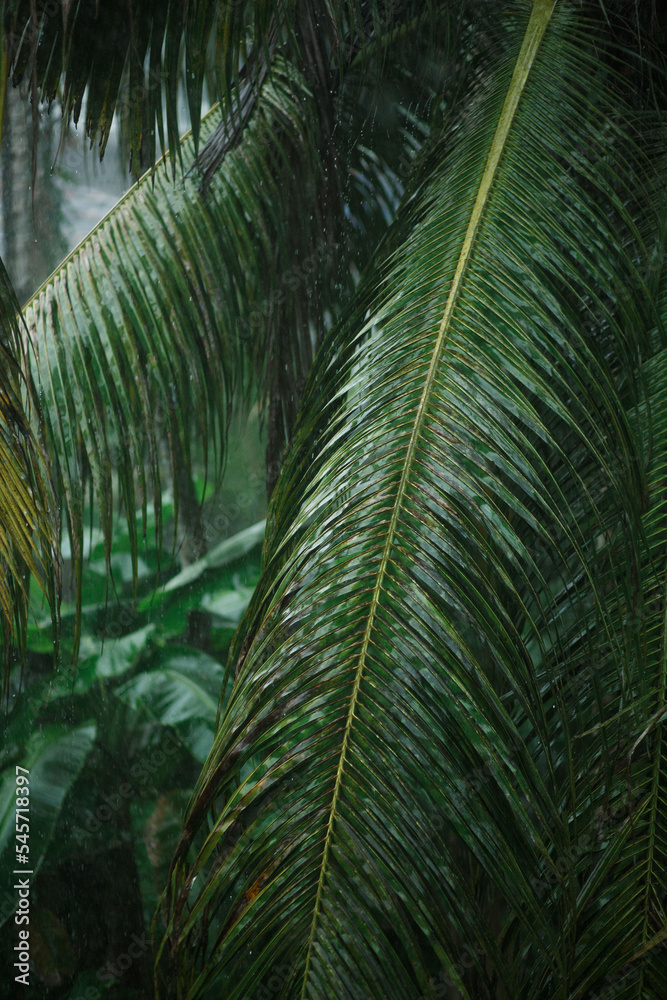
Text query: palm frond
4 0 482 515
3 0 260 172
18 0 459 661
23 63 316 657
2 0 444 175
564 213 667 999
0 258 58 685
158 3 667 998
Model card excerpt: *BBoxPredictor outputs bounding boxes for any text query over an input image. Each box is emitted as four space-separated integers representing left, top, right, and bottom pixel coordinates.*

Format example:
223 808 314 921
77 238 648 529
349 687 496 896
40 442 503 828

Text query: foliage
1 1 667 999
21 83 304 659
0 514 263 994
2 0 455 670
156 3 667 1000
0 257 58 689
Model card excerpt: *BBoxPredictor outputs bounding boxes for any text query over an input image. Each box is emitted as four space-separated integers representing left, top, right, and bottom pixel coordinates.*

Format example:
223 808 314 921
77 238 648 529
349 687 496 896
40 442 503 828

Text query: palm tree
1 1 667 998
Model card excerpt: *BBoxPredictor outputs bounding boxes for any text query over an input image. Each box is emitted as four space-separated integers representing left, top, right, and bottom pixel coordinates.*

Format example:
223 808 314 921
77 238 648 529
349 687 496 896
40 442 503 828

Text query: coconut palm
1 1 667 998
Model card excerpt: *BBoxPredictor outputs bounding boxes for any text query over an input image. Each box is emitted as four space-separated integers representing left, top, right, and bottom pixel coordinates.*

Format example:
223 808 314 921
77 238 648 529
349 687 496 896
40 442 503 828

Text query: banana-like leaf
149 520 266 601
0 258 58 682
159 3 667 998
0 721 96 927
116 649 227 763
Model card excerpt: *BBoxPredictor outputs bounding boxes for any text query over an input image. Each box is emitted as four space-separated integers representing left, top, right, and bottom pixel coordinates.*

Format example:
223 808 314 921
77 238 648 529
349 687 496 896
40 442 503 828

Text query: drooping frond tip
0 259 59 696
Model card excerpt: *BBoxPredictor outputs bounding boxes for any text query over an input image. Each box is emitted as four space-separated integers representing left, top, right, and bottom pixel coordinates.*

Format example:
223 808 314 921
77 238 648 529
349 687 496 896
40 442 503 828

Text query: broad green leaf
94 624 156 680
0 723 96 927
116 650 227 763
139 521 264 641
152 520 266 600
200 586 256 626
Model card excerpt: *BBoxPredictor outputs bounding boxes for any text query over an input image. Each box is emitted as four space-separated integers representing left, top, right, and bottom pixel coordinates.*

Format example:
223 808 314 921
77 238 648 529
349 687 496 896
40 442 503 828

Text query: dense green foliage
1 498 265 995
1 1 667 998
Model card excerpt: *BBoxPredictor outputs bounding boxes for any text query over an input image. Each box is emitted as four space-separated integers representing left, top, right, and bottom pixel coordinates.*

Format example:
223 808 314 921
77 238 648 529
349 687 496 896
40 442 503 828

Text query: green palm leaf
3 0 440 175
566 249 667 999
3 0 271 171
22 63 314 657
0 258 58 678
18 8 456 662
159 3 667 998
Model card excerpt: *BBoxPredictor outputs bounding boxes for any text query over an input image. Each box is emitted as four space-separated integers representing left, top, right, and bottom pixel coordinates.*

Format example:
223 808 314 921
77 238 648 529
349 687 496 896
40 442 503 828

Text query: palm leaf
2 0 440 175
3 0 267 172
8 0 476 518
159 3 667 998
563 225 667 999
20 5 461 655
0 258 58 682
22 63 316 659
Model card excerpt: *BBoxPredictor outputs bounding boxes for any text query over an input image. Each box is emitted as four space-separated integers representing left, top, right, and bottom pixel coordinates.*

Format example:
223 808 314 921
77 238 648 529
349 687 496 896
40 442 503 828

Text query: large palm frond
21 61 318 658
159 3 667 998
11 2 464 654
3 0 271 171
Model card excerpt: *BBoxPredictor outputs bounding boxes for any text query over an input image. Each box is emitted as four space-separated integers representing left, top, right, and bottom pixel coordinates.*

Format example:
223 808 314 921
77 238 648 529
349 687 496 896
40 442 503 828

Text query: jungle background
0 75 267 998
